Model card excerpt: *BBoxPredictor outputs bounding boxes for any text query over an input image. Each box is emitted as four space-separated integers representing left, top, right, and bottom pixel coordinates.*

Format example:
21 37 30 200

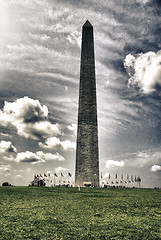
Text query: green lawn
0 187 160 239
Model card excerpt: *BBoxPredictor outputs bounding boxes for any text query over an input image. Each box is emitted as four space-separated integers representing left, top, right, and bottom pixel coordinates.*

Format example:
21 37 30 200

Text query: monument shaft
75 20 99 187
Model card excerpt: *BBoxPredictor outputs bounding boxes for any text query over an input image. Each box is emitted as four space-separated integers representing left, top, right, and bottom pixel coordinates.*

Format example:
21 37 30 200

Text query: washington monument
75 20 99 187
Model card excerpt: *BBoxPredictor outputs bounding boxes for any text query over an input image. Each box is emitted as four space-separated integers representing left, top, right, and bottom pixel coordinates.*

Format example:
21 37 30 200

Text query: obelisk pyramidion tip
83 20 93 27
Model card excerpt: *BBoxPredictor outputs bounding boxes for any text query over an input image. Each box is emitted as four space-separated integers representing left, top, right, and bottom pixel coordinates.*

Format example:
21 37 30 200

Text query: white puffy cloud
68 123 77 134
16 121 60 140
0 164 12 176
0 97 60 140
124 50 161 93
106 160 125 168
36 151 65 162
4 96 48 123
60 140 76 150
150 165 161 172
0 140 17 153
55 166 69 174
3 150 65 163
39 137 60 149
14 151 65 163
39 137 76 151
15 151 43 163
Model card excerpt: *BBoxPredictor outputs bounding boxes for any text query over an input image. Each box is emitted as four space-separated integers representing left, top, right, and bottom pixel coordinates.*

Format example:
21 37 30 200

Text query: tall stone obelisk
75 20 99 187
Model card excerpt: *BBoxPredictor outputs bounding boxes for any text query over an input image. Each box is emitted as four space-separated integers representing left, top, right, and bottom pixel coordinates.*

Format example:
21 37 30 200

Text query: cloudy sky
0 0 161 187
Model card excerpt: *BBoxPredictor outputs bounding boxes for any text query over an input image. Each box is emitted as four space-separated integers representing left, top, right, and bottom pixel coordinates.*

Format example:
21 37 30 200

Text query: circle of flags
31 172 142 188
101 173 142 188
31 172 73 187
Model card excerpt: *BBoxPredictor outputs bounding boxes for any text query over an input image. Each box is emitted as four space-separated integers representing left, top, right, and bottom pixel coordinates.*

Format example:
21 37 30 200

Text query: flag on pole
115 173 117 179
137 176 141 182
101 172 103 179
121 174 123 180
137 176 141 188
109 174 110 180
131 175 134 183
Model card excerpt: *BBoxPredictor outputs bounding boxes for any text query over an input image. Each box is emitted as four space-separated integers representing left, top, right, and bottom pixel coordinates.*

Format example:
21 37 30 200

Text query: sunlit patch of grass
0 187 160 239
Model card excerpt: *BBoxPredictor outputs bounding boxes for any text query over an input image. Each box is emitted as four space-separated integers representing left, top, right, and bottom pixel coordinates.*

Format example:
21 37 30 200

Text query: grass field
0 187 161 239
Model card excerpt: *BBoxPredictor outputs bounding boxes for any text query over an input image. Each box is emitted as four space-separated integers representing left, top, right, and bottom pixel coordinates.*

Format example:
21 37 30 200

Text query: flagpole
101 172 102 188
115 173 117 187
122 174 123 188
